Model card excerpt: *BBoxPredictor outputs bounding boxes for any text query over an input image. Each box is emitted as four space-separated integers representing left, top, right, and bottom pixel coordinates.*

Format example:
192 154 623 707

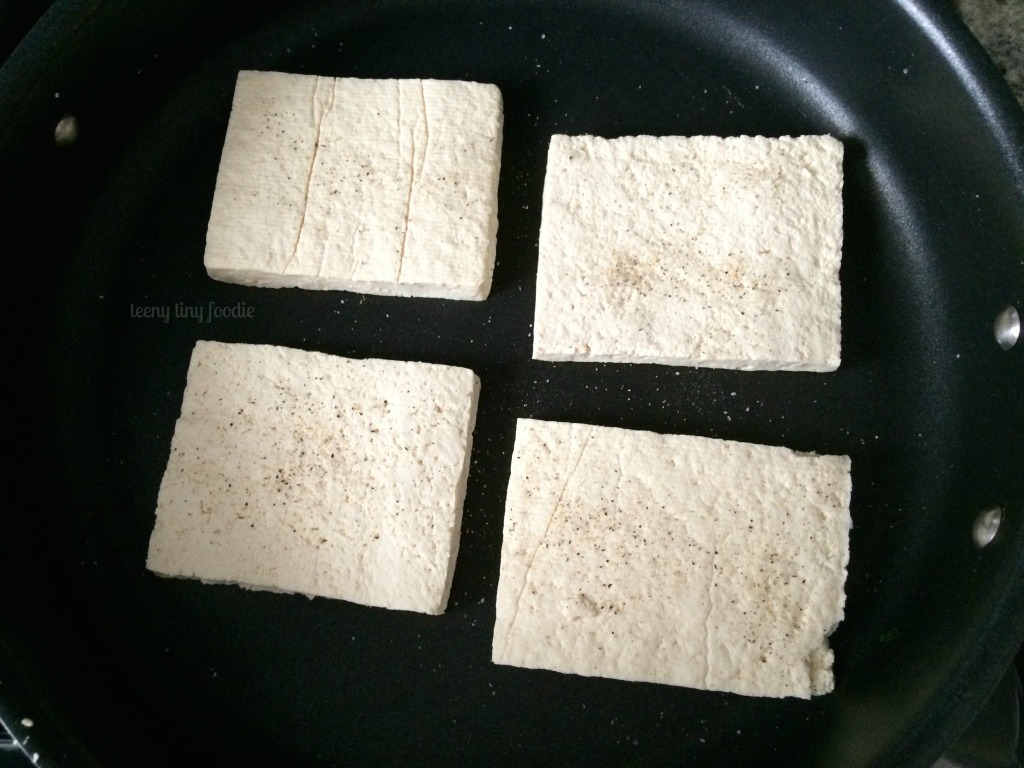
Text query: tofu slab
533 135 844 370
204 72 503 300
146 341 479 615
492 419 852 698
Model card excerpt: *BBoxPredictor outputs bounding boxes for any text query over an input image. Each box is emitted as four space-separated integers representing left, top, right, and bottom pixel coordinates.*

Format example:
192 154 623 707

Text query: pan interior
3 1 1022 766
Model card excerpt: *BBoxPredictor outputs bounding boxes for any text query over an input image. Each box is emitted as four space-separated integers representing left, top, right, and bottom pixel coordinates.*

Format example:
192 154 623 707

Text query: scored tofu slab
492 419 852 698
533 134 844 370
146 341 479 615
204 72 503 300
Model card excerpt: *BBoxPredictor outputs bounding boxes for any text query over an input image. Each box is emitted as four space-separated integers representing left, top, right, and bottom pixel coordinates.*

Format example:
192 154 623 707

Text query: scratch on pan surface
0 713 41 766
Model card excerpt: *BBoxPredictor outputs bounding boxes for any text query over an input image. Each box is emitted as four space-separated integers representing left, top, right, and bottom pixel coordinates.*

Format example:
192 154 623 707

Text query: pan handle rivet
54 115 79 147
993 305 1019 350
972 506 1002 548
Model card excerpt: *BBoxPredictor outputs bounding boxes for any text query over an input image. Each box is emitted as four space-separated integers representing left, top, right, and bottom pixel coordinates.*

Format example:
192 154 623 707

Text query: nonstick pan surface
1 1 1023 766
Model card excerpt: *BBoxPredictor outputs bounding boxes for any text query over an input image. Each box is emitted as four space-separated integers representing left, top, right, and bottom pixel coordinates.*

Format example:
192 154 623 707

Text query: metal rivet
972 506 1002 548
54 115 79 147
994 305 1019 350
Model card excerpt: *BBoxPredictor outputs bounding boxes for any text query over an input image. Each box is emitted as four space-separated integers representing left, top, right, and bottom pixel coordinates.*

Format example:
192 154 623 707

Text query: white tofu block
533 135 844 370
146 341 480 615
204 72 503 300
492 419 852 698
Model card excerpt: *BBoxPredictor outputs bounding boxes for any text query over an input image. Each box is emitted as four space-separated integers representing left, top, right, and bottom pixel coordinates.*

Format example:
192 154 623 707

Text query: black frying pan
2 1 1022 765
